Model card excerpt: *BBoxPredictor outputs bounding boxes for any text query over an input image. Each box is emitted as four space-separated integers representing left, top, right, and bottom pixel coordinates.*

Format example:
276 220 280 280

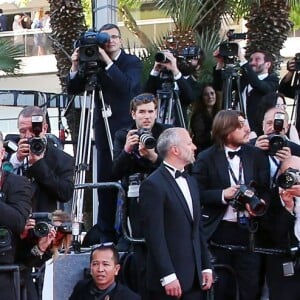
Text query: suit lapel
160 166 194 222
214 146 231 187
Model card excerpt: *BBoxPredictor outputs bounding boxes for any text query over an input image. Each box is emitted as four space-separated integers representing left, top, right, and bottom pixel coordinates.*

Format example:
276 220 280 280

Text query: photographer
111 93 169 295
192 110 270 300
253 107 300 188
144 50 198 127
9 106 75 212
213 43 279 135
68 23 142 245
261 155 300 300
0 131 32 300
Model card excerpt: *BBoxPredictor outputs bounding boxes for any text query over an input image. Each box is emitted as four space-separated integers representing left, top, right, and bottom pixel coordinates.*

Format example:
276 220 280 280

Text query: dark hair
251 50 274 73
0 9 3 14
90 243 119 265
130 93 157 113
212 110 245 147
190 83 218 118
98 23 121 36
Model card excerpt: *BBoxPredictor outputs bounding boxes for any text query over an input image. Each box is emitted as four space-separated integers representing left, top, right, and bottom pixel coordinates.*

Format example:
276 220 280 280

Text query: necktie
175 170 188 179
228 150 242 159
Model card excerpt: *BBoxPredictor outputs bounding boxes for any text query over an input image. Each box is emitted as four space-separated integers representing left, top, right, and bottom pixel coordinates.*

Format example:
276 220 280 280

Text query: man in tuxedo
68 23 143 244
253 107 300 188
192 110 270 300
139 127 213 300
213 48 279 135
263 155 300 300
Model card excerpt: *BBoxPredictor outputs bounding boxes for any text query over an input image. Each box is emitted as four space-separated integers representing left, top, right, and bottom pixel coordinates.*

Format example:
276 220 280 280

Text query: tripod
71 71 114 252
156 81 186 128
222 64 245 115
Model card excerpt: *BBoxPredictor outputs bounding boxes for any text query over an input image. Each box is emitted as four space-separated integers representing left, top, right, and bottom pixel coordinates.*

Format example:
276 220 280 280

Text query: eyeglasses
109 35 121 40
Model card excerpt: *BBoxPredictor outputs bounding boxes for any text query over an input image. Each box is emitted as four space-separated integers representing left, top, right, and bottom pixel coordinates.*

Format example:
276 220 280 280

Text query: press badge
102 105 112 118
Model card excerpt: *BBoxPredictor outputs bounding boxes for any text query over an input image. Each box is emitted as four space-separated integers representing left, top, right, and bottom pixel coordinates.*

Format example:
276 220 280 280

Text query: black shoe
82 224 117 247
116 236 131 252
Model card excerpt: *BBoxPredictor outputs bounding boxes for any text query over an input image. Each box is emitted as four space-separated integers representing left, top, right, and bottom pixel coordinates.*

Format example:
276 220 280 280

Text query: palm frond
0 39 23 75
155 0 224 31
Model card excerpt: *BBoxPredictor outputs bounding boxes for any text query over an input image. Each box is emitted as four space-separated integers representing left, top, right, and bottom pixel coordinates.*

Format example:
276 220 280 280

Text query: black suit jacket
112 122 169 180
139 165 211 292
192 144 271 240
67 50 143 151
213 64 279 134
69 280 140 300
25 143 75 212
144 74 196 127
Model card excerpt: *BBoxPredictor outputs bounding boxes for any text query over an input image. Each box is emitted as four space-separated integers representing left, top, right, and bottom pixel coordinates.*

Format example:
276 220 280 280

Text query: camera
268 112 287 156
28 115 47 155
75 31 110 63
30 212 52 238
226 29 247 42
155 51 171 63
231 184 266 216
30 212 72 238
136 128 156 149
277 167 300 189
295 53 300 72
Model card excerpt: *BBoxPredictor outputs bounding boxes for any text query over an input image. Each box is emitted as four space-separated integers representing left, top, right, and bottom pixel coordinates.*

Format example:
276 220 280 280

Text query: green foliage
81 0 92 28
290 3 300 30
196 28 222 84
0 39 23 75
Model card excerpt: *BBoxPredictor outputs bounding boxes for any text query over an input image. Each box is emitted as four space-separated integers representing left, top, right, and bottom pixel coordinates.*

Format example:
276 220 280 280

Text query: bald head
280 156 300 173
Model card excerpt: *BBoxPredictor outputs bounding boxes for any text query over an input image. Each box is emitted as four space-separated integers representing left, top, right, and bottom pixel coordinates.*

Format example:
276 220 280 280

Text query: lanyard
228 160 243 185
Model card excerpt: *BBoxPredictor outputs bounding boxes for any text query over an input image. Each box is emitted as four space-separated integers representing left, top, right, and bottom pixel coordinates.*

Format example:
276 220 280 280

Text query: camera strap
228 161 243 185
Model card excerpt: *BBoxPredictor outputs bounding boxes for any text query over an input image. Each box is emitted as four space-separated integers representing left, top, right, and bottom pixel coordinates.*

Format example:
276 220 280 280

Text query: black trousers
266 254 300 300
210 221 263 300
97 148 118 242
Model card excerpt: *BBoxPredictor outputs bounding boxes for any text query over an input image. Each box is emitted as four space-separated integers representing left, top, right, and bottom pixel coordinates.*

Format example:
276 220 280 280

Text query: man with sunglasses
68 23 143 245
69 243 140 299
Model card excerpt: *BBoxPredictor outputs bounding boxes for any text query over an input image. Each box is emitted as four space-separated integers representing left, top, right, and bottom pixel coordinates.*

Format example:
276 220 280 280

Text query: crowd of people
1 19 300 300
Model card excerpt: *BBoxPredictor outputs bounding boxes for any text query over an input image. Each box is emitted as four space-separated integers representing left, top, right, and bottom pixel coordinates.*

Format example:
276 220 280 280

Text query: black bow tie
175 170 188 179
228 150 242 159
164 164 188 179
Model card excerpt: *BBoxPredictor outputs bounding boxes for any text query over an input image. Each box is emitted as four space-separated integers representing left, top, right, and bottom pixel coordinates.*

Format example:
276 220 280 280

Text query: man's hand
255 135 269 151
20 218 36 239
17 138 30 162
138 143 158 163
275 146 291 162
164 279 182 298
284 185 300 198
279 188 295 213
38 227 57 252
70 48 80 72
154 51 180 76
202 271 213 290
124 129 139 153
223 185 240 201
98 47 113 66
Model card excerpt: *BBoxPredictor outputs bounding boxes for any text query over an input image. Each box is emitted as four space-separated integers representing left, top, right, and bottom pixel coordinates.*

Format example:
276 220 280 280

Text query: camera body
268 112 287 156
231 184 266 216
277 167 300 189
295 53 300 72
28 115 47 155
136 128 156 149
30 212 52 238
30 212 72 238
75 31 110 63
